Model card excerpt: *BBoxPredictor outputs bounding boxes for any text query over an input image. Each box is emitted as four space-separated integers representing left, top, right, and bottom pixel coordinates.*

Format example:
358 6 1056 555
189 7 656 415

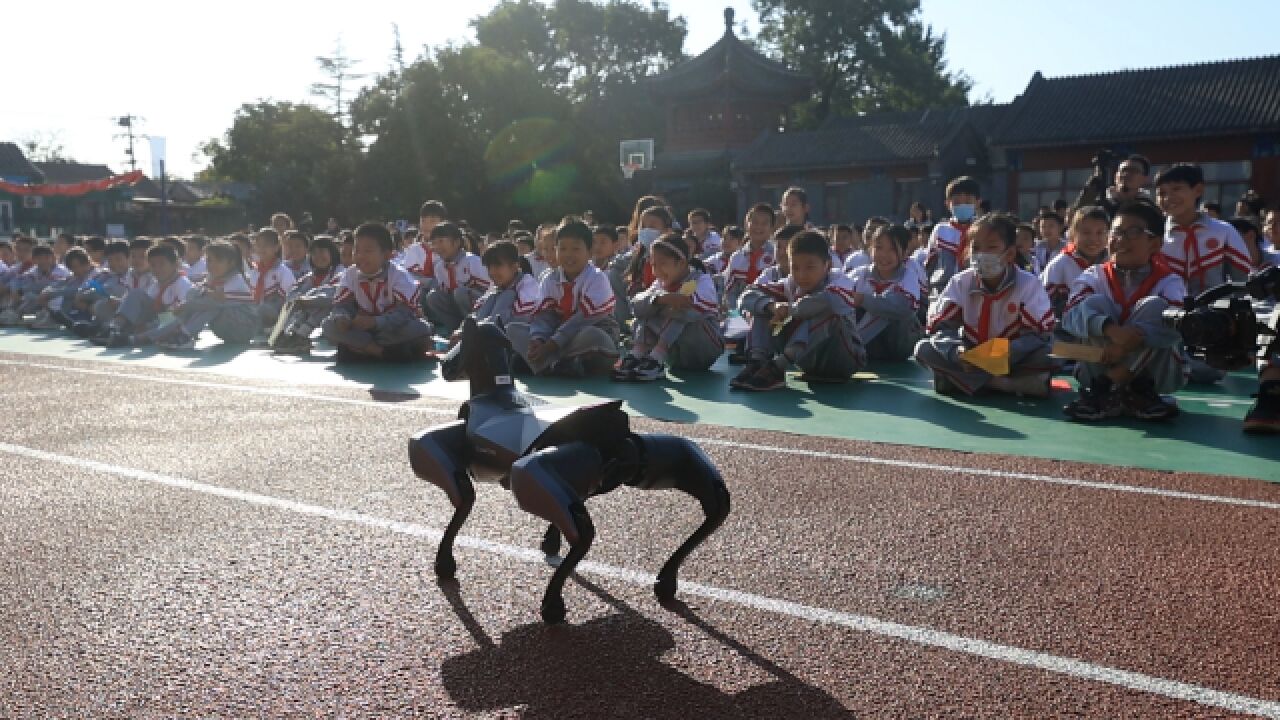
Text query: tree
199 101 360 222
20 131 73 163
752 0 971 126
310 38 367 128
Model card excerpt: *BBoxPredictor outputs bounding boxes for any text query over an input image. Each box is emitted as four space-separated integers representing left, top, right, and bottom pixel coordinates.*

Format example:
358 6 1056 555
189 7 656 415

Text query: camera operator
1245 267 1280 433
1074 152 1152 217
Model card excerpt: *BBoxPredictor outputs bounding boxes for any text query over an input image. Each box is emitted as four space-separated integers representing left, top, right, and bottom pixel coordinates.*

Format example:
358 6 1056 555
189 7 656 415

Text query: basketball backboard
619 138 654 177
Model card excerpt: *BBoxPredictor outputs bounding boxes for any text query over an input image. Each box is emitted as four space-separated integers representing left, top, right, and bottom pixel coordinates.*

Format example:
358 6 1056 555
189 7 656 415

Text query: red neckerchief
311 267 333 287
152 276 178 312
1101 258 1172 323
420 244 435 277
1175 218 1204 287
973 268 1015 343
253 258 277 301
949 221 971 264
642 259 655 288
359 272 388 313
746 245 765 284
444 259 458 290
557 276 575 318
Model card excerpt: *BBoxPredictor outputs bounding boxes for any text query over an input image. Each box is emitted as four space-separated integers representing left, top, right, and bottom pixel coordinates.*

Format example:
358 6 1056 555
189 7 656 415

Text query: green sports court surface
3 327 1276 482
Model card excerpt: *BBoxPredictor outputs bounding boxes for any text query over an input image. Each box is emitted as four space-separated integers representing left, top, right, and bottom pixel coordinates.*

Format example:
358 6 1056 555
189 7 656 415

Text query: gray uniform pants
424 287 482 334
507 319 620 376
632 314 723 371
914 332 1053 394
1072 295 1188 395
321 315 433 351
155 296 258 344
749 313 865 378
858 312 924 362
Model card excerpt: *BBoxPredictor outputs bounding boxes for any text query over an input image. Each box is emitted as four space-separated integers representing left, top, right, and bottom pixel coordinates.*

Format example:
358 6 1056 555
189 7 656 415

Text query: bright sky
5 0 1277 180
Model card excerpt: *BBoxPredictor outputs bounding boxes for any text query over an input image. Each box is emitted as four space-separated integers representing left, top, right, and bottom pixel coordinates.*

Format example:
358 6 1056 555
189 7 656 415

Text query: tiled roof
33 161 114 184
735 107 973 172
0 142 41 181
994 55 1280 148
648 10 810 101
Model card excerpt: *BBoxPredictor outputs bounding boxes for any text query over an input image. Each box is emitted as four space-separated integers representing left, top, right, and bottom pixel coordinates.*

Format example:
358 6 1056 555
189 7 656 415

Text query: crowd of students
2 158 1278 433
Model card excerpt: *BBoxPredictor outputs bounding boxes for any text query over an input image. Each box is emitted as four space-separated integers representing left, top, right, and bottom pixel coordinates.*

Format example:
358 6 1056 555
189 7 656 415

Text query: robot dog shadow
438 576 852 719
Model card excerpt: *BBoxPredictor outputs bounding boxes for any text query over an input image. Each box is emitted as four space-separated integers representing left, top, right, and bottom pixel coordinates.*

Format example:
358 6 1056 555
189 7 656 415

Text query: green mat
2 328 1277 482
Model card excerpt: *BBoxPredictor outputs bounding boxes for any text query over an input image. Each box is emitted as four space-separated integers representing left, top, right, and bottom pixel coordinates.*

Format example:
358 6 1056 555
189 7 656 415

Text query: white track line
2 441 1277 719
2 355 1278 511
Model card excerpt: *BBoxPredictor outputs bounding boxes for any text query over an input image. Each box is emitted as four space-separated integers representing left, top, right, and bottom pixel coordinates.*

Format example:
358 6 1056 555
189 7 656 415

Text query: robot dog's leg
408 420 475 580
628 434 731 602
540 523 561 557
508 442 604 624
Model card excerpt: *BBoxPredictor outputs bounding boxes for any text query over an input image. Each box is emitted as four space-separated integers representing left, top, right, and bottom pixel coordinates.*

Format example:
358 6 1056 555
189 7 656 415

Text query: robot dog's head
453 316 516 395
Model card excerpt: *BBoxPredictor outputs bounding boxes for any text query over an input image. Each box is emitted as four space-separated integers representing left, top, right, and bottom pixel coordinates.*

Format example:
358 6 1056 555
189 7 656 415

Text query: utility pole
114 115 140 172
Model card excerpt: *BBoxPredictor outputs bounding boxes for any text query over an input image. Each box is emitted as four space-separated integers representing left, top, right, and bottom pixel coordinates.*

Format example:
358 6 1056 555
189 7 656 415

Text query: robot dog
409 317 731 624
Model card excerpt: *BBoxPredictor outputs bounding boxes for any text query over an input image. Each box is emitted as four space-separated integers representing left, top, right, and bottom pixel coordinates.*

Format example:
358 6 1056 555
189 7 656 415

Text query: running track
2 350 1278 718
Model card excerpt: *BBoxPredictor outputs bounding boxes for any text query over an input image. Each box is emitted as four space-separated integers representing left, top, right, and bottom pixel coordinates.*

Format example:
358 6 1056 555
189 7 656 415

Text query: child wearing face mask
925 176 981 302
914 212 1055 398
623 205 674 298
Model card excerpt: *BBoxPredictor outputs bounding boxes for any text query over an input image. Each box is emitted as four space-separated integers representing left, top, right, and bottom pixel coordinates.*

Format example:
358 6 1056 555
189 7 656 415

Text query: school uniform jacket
125 268 154 291
927 266 1054 345
19 265 71 293
1041 246 1103 315
630 268 720 324
924 221 971 284
187 257 208 284
842 249 871 274
401 242 437 282
472 272 541 326
848 263 924 337
529 263 617 347
1063 259 1185 347
1033 240 1065 272
146 274 194 312
83 268 131 300
1162 213 1252 294
196 273 255 303
331 263 424 331
285 257 311 280
431 252 491 293
249 259 296 303
287 265 344 301
740 270 859 325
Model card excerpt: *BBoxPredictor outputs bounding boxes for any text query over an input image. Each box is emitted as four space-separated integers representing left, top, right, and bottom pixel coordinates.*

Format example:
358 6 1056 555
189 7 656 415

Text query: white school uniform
187 256 208 284
249 259 296 303
534 262 616 320
1033 239 1065 271
842 249 871 274
724 241 776 288
400 242 437 280
125 268 154 291
146 274 194 312
928 267 1055 343
848 262 924 336
1041 248 1098 304
1064 260 1185 320
333 263 423 316
431 251 491 292
1162 213 1252 294
925 222 969 268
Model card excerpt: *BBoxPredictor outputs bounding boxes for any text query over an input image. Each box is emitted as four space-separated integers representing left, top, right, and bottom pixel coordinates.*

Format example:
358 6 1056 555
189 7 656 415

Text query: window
823 183 847 224
1016 168 1091 218
1198 161 1252 211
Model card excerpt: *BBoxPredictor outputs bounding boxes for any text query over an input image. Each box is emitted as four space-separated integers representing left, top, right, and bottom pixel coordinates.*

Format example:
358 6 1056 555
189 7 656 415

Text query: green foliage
753 0 971 126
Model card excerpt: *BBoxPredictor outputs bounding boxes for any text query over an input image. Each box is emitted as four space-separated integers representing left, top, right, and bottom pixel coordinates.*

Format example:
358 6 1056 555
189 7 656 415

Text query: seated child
35 247 94 329
282 230 311 279
228 233 254 274
160 236 189 277
1062 200 1187 422
151 240 259 350
339 231 355 268
830 223 858 269
525 224 556 278
1041 205 1110 323
93 244 193 347
83 236 106 266
124 238 155 294
1230 216 1278 270
780 187 813 228
507 218 620 377
184 235 209 283
249 227 297 329
914 212 1055 397
69 240 132 335
731 230 865 390
400 204 441 288
1014 223 1041 275
847 225 925 362
687 208 722 259
621 205 675 298
1034 210 1066 270
471 240 540 328
722 203 778 311
704 225 743 295
270 236 345 355
924 176 981 300
323 222 433 362
421 221 491 334
0 235 36 321
592 224 632 329
844 217 885 273
2 245 70 325
756 224 804 285
615 233 723 382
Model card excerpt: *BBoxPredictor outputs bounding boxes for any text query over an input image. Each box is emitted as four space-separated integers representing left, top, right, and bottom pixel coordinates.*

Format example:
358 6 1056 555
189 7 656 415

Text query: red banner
0 169 145 197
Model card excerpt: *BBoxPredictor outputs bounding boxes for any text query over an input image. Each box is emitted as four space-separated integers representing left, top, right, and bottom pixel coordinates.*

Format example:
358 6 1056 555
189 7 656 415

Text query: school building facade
644 21 1280 225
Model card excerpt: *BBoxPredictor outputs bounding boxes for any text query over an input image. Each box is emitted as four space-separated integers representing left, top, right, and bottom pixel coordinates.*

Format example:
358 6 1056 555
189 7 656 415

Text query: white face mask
970 252 1006 279
637 228 661 248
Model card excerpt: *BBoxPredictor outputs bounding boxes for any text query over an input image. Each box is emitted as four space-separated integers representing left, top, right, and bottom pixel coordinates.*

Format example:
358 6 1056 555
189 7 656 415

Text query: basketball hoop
622 163 640 180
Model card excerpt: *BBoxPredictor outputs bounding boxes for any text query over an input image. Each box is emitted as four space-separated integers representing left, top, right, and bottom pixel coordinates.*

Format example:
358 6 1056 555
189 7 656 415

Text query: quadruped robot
409 317 731 624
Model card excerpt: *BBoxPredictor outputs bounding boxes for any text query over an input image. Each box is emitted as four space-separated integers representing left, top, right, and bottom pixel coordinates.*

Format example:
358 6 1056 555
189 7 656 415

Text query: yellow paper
679 280 698 296
1050 341 1106 363
959 338 1010 376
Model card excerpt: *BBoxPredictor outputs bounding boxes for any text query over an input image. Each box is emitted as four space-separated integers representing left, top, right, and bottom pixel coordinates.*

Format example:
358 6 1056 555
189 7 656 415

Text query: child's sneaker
271 332 311 356
157 331 196 351
93 331 134 348
744 361 787 391
729 358 764 389
631 357 665 382
1123 379 1179 421
71 321 100 338
932 372 959 396
989 371 1051 398
0 308 22 326
28 310 61 330
1243 380 1280 434
612 355 640 381
1063 378 1123 422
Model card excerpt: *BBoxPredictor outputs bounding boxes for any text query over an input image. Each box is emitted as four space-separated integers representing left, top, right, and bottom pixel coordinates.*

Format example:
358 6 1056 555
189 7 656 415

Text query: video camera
1163 266 1280 370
